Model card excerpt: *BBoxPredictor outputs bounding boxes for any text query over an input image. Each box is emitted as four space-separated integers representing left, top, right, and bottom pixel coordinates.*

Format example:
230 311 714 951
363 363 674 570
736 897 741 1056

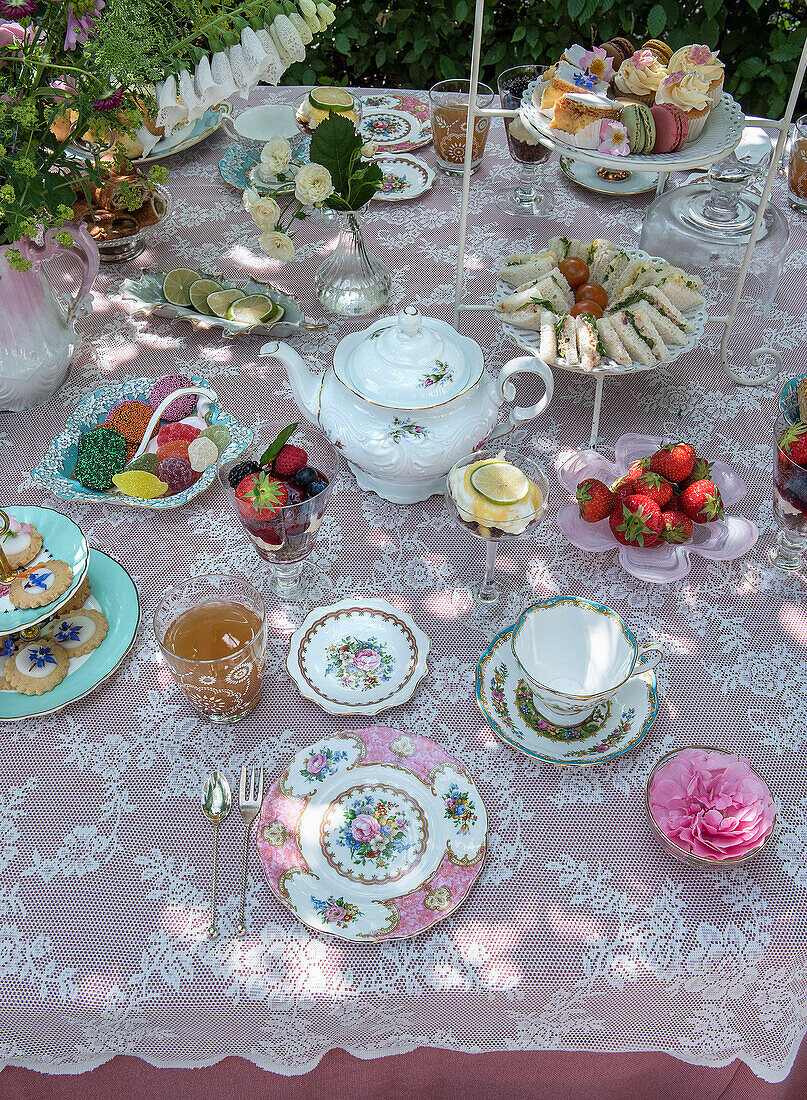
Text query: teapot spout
259 341 319 423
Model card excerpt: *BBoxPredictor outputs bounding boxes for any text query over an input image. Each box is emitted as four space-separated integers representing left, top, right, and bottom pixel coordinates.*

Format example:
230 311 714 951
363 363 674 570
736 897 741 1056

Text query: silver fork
237 764 264 936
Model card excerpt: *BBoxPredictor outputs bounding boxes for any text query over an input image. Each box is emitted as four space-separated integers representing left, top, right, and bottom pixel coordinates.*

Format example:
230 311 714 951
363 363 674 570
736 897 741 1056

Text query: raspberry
156 422 201 448
273 444 308 478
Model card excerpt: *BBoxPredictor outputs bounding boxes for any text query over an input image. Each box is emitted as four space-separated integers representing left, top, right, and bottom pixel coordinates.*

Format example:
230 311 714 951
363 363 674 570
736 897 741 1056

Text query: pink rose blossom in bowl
353 647 381 672
306 752 326 775
350 813 381 843
645 746 776 868
323 903 348 922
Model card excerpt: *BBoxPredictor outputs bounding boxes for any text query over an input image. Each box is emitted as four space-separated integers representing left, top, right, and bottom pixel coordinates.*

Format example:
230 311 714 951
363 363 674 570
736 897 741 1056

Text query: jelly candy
125 452 159 475
111 471 168 499
156 422 200 448
158 456 198 494
188 435 220 472
157 439 191 462
199 424 231 453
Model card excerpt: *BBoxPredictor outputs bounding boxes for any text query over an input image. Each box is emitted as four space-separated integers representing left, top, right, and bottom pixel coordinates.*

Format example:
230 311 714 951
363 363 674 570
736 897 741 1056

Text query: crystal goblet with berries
219 423 339 601
773 415 807 576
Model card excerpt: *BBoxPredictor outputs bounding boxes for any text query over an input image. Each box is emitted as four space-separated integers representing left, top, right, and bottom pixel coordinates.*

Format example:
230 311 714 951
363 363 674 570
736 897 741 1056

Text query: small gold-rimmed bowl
645 745 777 870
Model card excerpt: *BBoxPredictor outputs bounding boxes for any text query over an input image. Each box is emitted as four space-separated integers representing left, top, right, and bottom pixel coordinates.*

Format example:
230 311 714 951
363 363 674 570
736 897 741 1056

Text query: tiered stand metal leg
452 17 807 447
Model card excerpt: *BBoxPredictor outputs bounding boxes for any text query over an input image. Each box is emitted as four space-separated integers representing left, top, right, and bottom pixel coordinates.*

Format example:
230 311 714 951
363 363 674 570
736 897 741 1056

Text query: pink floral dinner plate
359 93 432 153
257 726 487 942
555 434 759 584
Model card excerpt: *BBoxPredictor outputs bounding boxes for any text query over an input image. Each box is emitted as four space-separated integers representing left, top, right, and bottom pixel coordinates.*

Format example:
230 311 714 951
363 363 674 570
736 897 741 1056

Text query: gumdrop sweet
112 471 168 499
187 435 220 472
148 375 197 422
158 456 199 494
199 424 231 453
125 452 159 475
156 422 201 448
157 439 191 462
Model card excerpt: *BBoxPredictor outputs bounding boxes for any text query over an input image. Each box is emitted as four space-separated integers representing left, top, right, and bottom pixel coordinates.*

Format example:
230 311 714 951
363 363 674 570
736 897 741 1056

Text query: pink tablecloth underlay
1 87 806 1085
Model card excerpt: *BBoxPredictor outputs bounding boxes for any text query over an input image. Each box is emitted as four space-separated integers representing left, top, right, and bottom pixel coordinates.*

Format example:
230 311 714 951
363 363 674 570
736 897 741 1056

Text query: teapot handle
18 222 99 327
491 355 554 437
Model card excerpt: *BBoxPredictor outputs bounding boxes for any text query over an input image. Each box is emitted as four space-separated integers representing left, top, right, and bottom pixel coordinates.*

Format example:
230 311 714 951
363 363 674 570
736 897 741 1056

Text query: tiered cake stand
451 13 807 448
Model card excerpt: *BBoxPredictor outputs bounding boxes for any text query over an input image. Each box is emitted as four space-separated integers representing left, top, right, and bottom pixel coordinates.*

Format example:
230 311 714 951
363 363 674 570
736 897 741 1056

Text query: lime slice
470 461 530 504
308 86 355 113
188 278 223 315
227 294 279 324
207 289 246 318
162 268 201 307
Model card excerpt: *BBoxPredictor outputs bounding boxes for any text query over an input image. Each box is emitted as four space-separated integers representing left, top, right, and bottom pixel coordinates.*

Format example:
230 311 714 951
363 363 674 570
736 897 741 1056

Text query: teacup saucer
476 623 658 766
219 133 309 192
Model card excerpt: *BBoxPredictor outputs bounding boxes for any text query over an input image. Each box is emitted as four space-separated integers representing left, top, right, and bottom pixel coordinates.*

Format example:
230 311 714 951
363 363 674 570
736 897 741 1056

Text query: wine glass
218 423 339 602
495 65 551 218
445 446 550 606
772 412 807 576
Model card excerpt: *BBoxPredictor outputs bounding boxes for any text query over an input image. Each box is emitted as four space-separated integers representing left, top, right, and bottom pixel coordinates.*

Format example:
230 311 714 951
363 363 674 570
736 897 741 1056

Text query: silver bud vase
314 205 392 316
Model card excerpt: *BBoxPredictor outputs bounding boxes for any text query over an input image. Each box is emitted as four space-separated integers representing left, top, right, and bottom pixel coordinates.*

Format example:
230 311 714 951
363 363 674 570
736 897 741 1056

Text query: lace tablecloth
2 87 806 1082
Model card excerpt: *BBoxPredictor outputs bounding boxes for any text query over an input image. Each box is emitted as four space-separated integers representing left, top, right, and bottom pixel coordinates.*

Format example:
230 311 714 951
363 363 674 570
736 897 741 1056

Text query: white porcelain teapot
259 306 553 503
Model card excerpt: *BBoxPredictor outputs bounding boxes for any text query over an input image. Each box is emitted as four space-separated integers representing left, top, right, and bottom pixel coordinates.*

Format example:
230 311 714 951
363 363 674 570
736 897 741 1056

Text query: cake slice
538 61 610 111
550 92 621 149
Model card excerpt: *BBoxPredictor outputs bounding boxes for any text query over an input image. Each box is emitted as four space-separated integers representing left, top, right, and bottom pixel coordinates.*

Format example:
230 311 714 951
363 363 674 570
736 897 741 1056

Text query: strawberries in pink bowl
556 433 759 584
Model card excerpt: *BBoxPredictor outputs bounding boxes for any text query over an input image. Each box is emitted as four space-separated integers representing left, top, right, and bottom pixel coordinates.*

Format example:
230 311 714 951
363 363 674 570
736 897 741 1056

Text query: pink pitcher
0 222 99 411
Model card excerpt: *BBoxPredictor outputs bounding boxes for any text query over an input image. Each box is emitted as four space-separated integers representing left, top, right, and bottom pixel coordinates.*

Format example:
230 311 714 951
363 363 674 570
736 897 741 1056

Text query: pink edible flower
663 70 686 88
649 747 776 861
689 44 713 65
598 119 630 157
92 88 125 112
579 46 614 84
64 0 104 51
630 49 656 70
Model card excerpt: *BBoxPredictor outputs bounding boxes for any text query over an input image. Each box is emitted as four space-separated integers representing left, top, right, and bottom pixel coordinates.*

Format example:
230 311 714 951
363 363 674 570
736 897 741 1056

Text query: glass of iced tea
429 79 494 176
788 115 807 214
154 575 267 723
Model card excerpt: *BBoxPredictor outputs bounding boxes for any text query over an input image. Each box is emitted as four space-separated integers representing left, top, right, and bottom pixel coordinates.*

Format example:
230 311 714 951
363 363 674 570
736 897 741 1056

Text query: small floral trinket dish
286 598 429 715
30 376 251 510
556 433 759 584
374 155 435 202
257 726 486 942
476 622 658 766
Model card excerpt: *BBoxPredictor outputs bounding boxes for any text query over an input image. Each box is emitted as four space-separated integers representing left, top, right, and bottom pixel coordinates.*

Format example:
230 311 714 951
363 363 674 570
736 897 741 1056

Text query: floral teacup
222 104 297 160
511 597 663 727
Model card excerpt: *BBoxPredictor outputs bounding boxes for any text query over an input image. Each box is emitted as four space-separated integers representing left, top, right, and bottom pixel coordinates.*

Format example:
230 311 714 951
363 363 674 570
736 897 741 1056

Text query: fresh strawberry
273 443 308 478
659 510 694 544
632 470 673 508
608 494 663 548
576 477 615 522
778 423 807 468
680 479 724 523
611 476 637 505
628 459 648 480
682 454 713 487
667 492 683 512
647 442 695 483
235 472 288 520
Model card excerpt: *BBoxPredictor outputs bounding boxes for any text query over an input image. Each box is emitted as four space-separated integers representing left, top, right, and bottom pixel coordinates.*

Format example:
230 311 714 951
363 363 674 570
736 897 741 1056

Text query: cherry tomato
575 283 608 308
570 300 603 319
558 257 590 289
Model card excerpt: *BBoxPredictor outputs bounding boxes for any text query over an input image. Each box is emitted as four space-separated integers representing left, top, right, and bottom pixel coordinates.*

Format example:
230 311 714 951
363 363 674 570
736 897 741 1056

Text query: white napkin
154 75 188 136
210 49 237 100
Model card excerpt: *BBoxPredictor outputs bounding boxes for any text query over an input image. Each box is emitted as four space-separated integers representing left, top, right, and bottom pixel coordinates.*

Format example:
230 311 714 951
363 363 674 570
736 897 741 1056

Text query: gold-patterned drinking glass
788 114 807 213
429 79 494 175
154 574 267 723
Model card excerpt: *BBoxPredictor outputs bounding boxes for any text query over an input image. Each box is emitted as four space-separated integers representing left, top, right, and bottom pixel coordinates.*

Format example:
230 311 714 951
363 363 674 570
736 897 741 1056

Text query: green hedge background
283 0 805 119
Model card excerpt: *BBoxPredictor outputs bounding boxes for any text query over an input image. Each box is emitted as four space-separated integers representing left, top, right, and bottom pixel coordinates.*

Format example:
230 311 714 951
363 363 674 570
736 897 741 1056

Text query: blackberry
227 459 260 489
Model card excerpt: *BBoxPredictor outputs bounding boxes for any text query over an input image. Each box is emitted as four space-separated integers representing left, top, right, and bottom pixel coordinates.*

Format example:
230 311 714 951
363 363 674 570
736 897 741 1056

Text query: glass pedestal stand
451 8 807 450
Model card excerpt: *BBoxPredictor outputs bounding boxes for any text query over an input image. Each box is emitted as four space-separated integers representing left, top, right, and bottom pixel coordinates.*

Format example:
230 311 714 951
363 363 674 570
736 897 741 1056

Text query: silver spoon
201 771 232 940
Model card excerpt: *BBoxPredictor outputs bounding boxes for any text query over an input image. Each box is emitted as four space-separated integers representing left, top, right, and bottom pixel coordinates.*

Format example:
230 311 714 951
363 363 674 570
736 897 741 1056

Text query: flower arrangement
243 111 382 261
0 0 336 268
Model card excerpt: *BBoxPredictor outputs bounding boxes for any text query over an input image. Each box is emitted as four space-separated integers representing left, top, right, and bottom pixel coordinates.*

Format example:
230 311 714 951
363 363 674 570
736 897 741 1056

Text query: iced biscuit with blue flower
5 642 70 695
8 560 73 610
45 609 108 659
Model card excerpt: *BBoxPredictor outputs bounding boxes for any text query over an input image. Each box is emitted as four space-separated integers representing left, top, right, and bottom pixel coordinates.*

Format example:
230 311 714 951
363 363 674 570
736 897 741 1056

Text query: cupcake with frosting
613 49 668 106
667 44 725 107
655 69 711 141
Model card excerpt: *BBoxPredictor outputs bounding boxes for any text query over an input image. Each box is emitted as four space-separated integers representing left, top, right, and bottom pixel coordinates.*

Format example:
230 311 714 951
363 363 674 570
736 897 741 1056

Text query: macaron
599 37 636 69
650 104 688 153
642 39 673 65
621 102 656 155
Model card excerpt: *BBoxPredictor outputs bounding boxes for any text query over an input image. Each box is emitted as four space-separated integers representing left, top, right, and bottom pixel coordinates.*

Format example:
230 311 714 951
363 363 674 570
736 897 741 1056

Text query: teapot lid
333 306 484 410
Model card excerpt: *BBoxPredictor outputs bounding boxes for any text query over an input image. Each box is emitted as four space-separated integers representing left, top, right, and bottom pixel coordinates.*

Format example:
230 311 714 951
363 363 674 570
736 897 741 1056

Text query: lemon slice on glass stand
189 278 223 315
207 289 245 318
162 268 201 307
227 294 283 325
470 461 529 504
308 86 355 113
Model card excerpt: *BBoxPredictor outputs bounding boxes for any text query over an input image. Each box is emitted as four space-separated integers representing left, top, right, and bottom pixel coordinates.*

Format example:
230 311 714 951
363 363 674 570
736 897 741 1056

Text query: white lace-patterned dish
374 155 435 202
494 245 707 377
256 726 486 942
286 598 429 715
520 82 745 172
555 433 760 584
477 623 658 766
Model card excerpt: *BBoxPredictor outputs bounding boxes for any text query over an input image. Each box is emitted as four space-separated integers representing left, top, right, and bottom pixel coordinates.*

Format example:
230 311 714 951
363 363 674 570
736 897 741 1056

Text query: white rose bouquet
243 111 382 264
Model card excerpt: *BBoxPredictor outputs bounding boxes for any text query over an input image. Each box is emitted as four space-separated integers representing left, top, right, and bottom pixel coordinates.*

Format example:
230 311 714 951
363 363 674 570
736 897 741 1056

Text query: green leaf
646 3 666 37
334 32 350 52
260 423 299 468
455 0 468 19
309 113 363 195
512 25 526 41
770 40 806 62
567 0 587 18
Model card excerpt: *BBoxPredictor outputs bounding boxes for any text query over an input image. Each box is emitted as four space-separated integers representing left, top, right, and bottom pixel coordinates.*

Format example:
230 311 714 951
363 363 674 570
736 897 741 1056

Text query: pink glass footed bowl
645 745 777 870
556 433 760 585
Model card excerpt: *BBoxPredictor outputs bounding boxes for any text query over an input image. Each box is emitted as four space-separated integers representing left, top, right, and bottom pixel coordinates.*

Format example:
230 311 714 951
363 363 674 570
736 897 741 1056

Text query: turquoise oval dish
30 375 251 510
0 549 139 721
779 375 806 426
0 506 89 635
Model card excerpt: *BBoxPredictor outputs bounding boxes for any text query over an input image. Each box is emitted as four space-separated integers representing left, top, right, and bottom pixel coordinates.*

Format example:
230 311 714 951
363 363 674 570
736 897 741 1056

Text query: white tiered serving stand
451 9 807 448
